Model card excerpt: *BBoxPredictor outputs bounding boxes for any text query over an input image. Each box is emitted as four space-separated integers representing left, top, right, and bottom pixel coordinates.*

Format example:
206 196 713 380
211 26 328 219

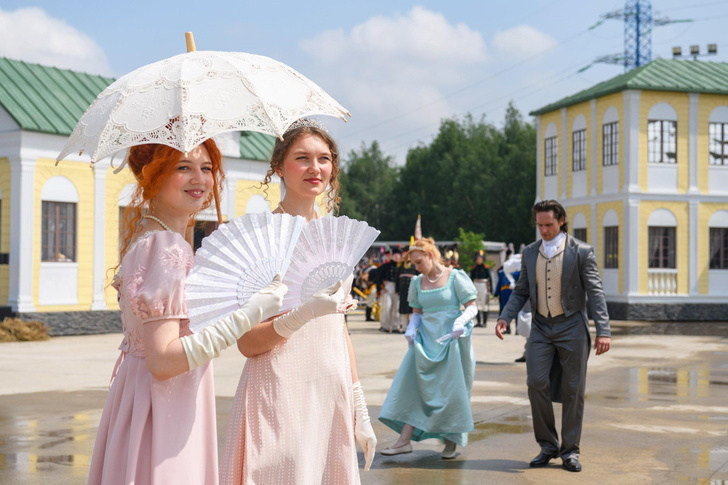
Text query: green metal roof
240 131 275 161
531 58 728 116
0 56 275 160
0 57 113 135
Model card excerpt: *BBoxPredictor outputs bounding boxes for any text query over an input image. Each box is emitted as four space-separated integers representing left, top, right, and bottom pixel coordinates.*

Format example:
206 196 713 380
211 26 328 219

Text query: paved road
1 313 727 484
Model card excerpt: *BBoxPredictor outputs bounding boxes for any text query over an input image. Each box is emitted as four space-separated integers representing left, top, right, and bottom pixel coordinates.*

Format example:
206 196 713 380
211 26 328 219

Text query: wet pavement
1 311 727 484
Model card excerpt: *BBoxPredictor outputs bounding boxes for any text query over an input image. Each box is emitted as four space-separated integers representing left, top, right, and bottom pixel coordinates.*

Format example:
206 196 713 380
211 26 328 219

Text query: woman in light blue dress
379 237 478 459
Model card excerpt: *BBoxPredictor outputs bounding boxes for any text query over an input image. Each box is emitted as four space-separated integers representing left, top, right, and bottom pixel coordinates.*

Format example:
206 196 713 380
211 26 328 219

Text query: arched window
572 212 587 242
603 209 619 269
40 176 79 262
708 106 728 166
602 106 619 166
647 103 678 164
245 194 272 214
544 122 558 176
572 115 587 172
647 209 677 268
709 210 728 269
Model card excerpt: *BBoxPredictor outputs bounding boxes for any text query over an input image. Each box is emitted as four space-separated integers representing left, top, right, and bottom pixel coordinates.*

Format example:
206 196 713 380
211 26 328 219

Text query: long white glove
404 312 422 345
181 275 286 370
353 381 377 471
452 304 478 339
272 279 346 338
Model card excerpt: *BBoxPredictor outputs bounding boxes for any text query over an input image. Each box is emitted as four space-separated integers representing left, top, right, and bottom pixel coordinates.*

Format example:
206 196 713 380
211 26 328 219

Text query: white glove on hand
452 304 478 340
272 279 346 338
353 381 377 471
181 274 287 370
404 312 422 345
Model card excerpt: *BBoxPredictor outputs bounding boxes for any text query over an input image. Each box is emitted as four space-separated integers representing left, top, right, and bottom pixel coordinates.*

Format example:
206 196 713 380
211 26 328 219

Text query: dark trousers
526 312 589 458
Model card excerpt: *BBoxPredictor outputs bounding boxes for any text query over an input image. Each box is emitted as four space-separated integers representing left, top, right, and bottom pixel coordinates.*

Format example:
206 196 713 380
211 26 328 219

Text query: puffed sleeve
123 232 194 324
407 275 422 310
453 269 477 305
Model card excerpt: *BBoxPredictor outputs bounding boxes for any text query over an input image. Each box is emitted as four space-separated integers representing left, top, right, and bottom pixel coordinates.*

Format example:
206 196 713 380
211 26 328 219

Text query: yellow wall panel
235 180 278 217
698 202 728 294
0 158 10 305
697 93 728 193
539 111 561 199
33 158 95 311
638 201 689 295
639 91 690 193
565 204 591 243
596 201 624 293
595 92 624 195
565 102 591 199
103 166 136 309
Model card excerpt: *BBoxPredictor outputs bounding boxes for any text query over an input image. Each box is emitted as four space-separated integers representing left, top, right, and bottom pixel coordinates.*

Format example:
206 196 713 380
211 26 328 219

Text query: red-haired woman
88 140 286 485
220 120 377 485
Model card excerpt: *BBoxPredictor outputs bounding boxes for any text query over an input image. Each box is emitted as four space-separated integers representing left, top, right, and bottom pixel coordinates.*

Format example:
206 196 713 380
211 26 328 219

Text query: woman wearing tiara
220 119 377 485
88 140 287 485
379 237 478 460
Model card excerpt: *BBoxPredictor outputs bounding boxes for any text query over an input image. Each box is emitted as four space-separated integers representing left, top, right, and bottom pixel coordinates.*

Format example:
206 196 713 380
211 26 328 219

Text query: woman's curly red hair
118 139 225 260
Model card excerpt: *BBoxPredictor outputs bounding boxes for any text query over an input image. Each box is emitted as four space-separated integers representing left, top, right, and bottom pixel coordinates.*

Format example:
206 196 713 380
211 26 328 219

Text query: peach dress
220 311 359 484
88 231 218 485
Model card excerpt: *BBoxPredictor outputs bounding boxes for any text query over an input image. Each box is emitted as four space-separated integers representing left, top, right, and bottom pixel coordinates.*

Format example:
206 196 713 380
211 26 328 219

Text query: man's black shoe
529 452 558 468
562 456 582 472
515 355 526 363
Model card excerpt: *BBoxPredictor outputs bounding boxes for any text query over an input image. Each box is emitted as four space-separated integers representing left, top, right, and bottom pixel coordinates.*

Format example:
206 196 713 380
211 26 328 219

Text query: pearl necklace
425 267 444 283
277 202 319 220
142 214 172 232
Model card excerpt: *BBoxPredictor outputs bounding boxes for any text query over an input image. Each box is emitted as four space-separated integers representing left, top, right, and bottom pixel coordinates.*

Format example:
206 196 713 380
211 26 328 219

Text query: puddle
469 417 531 443
588 366 726 402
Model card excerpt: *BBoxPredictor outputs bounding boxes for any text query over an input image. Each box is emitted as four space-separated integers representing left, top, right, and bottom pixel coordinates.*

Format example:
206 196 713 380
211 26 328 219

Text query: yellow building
0 58 285 333
531 58 728 320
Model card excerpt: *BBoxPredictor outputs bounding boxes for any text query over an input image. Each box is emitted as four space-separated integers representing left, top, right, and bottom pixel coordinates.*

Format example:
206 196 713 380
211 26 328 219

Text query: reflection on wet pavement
0 408 98 481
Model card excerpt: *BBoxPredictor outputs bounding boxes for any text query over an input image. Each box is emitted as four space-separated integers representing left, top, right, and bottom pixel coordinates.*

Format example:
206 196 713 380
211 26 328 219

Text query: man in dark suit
496 200 611 473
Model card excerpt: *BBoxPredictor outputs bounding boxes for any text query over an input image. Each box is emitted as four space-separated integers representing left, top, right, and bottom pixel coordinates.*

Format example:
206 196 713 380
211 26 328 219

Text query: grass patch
0 317 50 342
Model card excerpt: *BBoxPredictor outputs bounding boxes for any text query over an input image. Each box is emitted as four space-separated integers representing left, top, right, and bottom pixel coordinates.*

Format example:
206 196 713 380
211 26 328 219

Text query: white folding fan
280 215 380 312
185 212 306 332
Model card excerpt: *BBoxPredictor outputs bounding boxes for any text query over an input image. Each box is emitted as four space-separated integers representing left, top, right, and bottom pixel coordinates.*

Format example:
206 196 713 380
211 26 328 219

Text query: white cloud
299 7 488 161
492 25 558 61
0 7 111 76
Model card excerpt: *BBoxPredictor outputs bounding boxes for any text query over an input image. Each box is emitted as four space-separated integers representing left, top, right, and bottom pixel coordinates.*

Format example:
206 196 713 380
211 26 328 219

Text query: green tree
338 141 399 237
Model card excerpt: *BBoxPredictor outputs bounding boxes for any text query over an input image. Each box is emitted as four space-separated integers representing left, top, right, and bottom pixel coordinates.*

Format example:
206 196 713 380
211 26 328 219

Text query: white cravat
542 232 566 259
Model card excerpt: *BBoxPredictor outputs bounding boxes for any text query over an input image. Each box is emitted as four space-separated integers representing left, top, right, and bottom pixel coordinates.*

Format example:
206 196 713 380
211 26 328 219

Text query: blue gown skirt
379 309 475 447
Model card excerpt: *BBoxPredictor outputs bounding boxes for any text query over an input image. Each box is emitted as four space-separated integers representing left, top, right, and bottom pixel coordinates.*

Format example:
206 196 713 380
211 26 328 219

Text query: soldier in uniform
470 251 493 327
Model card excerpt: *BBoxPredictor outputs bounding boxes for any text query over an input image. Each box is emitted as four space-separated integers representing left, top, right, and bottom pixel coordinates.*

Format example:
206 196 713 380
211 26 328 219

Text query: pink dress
88 231 218 485
220 312 360 485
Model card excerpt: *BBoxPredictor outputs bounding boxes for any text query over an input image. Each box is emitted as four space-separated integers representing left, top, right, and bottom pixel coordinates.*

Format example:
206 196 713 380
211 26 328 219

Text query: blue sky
1 1 727 163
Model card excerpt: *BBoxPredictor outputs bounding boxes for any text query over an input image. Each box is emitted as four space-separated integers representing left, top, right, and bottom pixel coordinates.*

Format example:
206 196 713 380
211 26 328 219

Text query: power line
339 26 596 140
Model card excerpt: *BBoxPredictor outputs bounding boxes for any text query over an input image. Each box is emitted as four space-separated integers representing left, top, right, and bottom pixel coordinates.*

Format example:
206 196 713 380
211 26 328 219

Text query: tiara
284 118 329 136
408 246 426 253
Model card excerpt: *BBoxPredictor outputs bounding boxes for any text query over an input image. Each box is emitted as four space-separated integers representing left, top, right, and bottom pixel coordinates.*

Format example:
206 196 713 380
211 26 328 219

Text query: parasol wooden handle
185 32 196 52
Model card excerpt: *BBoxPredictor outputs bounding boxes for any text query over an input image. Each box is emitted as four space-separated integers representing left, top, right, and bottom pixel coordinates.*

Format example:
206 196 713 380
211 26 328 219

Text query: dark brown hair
532 199 568 233
261 125 341 214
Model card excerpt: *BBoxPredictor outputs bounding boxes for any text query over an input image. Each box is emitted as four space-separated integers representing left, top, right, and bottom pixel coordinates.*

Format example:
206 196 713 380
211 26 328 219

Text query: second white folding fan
280 215 380 312
186 212 306 332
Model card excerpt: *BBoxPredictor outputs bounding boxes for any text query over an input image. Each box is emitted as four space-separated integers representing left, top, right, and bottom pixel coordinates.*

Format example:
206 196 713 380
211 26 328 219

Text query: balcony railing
647 269 678 295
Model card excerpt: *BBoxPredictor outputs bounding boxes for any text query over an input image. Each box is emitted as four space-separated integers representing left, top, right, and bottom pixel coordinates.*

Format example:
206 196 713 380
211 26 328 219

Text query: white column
624 198 640 296
688 93 700 194
535 115 542 202
622 90 642 193
226 175 239 218
561 107 568 200
689 200 699 295
91 161 108 310
590 99 598 196
8 156 36 312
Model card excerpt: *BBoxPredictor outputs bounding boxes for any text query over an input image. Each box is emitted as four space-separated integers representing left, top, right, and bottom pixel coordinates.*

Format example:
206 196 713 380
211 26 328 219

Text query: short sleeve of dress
453 269 478 305
123 231 193 325
407 275 422 310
